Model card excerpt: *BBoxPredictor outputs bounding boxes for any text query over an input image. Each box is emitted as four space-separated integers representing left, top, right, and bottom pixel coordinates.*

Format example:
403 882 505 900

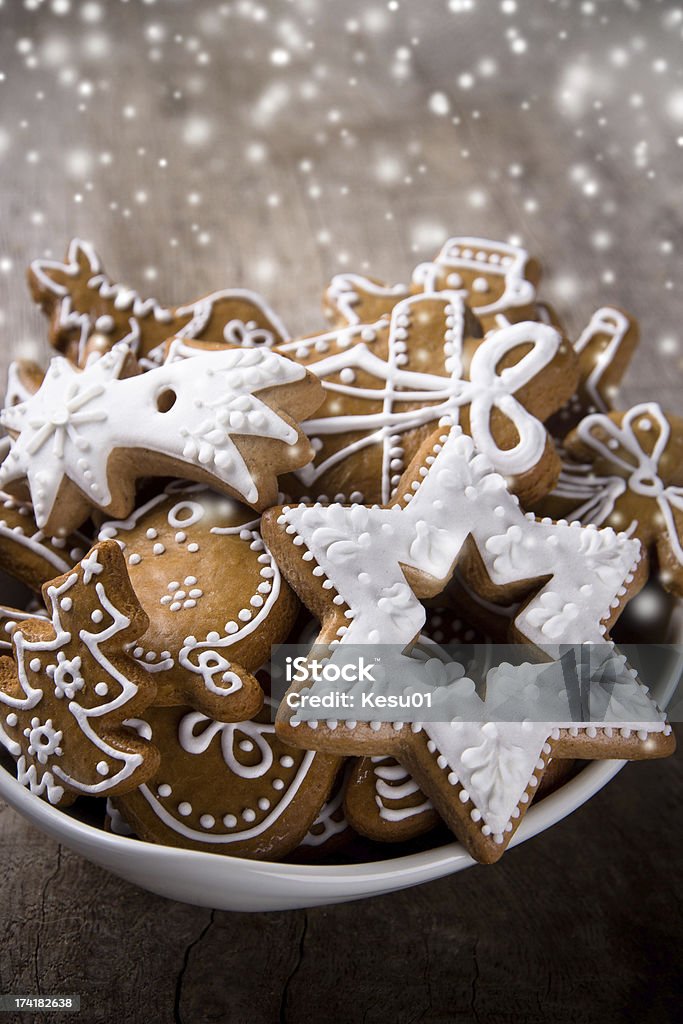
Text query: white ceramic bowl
1 602 681 912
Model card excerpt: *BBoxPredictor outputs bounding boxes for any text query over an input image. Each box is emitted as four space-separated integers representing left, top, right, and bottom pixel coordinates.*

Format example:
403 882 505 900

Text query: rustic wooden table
0 2 681 1022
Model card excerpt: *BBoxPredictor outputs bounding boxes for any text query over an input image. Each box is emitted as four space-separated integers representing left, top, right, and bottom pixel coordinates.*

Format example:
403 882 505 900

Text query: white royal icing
371 756 433 823
276 424 642 649
136 701 317 845
0 552 148 804
278 294 562 502
0 341 308 527
99 483 284 696
573 307 632 413
554 403 683 566
325 237 537 326
30 238 291 365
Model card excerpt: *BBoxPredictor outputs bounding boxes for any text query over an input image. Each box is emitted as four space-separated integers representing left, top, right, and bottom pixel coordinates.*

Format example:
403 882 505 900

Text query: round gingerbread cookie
0 491 90 595
99 484 298 721
111 701 341 860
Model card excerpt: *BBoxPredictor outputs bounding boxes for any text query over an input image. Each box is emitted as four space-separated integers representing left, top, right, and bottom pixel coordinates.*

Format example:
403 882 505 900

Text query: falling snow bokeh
0 0 681 404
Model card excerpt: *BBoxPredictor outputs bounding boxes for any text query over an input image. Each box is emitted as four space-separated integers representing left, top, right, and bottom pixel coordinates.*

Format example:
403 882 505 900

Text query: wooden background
0 2 681 1021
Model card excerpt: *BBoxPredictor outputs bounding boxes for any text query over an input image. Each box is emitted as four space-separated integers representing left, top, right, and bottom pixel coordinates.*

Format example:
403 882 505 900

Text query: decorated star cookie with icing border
0 540 160 807
544 403 683 598
28 238 291 368
0 340 323 535
259 425 668 862
262 423 644 662
276 292 577 505
0 490 89 594
111 700 341 859
324 237 541 333
99 484 298 721
547 307 640 436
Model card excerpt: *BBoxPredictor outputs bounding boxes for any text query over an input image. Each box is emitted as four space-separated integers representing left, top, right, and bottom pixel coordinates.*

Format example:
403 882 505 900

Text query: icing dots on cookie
28 238 291 368
324 237 541 333
99 485 299 721
0 340 323 533
0 540 159 807
110 703 341 859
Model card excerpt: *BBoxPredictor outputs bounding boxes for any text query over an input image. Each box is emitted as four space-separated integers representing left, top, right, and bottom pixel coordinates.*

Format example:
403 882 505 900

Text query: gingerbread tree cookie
0 540 159 806
545 402 683 597
28 238 291 367
0 341 323 534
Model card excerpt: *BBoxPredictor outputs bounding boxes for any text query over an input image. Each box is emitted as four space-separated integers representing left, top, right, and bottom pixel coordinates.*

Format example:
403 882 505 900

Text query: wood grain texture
0 1 681 1021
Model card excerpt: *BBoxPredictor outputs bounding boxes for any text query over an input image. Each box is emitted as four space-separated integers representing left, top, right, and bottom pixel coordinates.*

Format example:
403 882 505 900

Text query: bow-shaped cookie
548 403 683 596
277 292 578 505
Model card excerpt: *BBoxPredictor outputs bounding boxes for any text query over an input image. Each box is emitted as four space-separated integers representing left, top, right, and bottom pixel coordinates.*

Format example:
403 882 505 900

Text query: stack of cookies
0 237 678 865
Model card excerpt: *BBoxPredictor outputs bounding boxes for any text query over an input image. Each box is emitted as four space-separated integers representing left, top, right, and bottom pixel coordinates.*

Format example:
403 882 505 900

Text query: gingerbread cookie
294 764 352 857
548 307 639 435
345 752 577 848
99 483 298 721
0 340 323 534
260 426 669 862
324 237 541 332
278 292 577 504
0 491 90 593
0 540 159 807
545 403 683 597
344 755 439 844
111 700 340 860
3 359 45 409
28 238 291 367
262 424 644 666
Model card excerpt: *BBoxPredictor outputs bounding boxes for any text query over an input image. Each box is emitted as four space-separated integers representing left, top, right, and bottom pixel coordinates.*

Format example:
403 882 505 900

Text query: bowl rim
1 610 681 881
0 755 627 877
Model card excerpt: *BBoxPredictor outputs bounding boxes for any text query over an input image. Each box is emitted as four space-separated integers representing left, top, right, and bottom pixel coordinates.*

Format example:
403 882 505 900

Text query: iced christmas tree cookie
0 540 159 806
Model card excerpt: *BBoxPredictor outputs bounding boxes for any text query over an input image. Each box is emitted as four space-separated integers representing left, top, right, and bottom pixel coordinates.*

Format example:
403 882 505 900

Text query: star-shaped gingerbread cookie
0 340 323 534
